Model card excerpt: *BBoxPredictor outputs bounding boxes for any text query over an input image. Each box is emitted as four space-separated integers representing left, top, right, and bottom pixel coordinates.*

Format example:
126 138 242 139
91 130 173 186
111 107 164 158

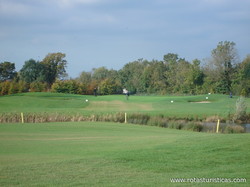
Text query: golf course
1 92 250 118
0 93 249 186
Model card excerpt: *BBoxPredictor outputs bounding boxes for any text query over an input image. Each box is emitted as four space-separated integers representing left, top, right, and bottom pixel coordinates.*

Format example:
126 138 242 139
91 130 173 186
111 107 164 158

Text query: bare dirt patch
85 100 153 111
191 101 211 103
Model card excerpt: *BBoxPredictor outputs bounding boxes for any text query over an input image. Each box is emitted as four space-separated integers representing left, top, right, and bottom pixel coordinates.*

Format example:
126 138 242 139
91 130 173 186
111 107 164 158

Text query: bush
127 113 150 125
234 96 247 122
17 80 29 93
184 122 203 132
0 81 11 95
205 115 220 122
51 80 83 94
168 121 184 130
8 81 19 95
30 81 48 92
224 125 245 133
148 116 168 127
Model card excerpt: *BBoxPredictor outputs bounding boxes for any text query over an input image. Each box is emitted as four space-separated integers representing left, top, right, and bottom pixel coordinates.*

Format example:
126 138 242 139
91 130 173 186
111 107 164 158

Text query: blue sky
0 0 249 78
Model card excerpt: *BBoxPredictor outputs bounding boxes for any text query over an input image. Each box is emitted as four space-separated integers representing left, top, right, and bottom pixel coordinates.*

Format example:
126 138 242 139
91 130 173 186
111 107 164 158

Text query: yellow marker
125 113 127 123
216 119 220 133
21 112 24 124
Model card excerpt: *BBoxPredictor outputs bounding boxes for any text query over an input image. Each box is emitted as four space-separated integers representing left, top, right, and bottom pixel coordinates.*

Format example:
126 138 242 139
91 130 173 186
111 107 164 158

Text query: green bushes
168 121 184 130
184 122 203 132
0 81 29 95
51 80 84 94
30 81 48 92
148 116 168 128
224 125 245 133
234 96 247 122
127 113 150 125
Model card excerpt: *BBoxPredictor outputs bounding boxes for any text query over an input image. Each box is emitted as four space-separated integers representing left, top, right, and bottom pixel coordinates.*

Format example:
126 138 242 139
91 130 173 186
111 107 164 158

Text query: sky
0 0 250 78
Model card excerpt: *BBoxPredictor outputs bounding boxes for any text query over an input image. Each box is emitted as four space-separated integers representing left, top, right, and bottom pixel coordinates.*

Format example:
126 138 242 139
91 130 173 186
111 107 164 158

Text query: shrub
148 116 168 127
51 80 83 94
17 80 29 93
30 81 48 92
184 122 203 132
8 81 19 95
224 125 245 133
0 81 11 95
127 113 150 125
234 96 247 122
205 115 220 122
168 121 184 130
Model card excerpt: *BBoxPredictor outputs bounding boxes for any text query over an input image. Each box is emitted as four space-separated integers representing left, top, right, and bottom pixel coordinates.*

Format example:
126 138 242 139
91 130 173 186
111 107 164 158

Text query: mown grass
0 122 249 186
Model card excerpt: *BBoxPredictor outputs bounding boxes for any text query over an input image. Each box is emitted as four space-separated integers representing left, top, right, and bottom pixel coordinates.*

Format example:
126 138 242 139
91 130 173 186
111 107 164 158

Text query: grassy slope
0 122 249 186
1 92 250 118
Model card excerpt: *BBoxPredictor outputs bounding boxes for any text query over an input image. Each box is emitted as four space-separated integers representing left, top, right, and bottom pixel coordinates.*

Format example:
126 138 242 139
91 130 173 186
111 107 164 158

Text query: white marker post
216 119 220 133
125 112 127 124
21 112 24 124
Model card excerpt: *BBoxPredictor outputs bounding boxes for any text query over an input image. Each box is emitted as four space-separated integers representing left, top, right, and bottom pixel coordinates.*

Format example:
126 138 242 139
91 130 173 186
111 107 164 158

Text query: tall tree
0 62 17 81
91 67 110 82
119 60 149 93
142 60 167 94
19 59 43 83
40 53 67 85
232 55 250 96
163 53 189 93
188 59 204 94
210 41 238 93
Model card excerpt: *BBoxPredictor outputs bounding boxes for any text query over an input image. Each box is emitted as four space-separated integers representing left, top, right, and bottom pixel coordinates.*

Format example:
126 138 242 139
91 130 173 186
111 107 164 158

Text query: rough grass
0 122 249 186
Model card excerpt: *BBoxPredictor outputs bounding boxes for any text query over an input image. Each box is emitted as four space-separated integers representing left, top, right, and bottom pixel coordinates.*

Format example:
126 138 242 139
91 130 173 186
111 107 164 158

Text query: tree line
0 41 250 96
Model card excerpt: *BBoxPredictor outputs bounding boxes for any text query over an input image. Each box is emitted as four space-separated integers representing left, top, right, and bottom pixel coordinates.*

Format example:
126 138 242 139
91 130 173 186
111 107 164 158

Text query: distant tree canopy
1 41 250 96
0 62 17 81
19 52 67 86
20 59 43 83
41 53 67 85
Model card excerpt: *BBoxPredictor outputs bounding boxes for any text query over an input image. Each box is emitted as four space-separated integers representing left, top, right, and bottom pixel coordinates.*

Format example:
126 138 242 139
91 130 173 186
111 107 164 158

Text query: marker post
216 119 220 133
21 113 24 124
125 113 127 124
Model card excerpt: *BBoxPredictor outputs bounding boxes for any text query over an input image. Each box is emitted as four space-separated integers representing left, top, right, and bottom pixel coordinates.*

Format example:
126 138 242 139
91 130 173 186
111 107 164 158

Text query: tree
119 60 148 93
40 52 67 85
142 60 167 94
99 78 118 95
78 71 92 85
188 59 204 94
91 67 110 82
19 59 43 83
231 55 250 96
163 53 190 93
0 62 17 81
51 80 83 94
209 41 238 93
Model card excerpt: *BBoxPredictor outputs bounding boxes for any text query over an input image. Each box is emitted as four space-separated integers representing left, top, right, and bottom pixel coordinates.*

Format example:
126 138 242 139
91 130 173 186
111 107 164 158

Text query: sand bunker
191 101 211 103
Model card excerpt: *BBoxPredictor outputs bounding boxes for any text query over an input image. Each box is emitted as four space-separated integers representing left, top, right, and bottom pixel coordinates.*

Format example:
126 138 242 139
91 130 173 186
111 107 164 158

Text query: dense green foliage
0 122 249 186
0 62 17 81
0 41 250 96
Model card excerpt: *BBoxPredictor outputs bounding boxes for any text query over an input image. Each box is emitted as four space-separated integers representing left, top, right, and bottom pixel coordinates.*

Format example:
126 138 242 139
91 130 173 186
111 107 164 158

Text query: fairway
1 92 250 119
0 122 249 186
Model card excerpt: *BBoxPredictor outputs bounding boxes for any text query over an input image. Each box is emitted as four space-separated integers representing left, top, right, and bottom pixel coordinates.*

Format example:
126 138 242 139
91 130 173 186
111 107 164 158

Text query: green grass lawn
0 122 249 186
0 92 249 118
